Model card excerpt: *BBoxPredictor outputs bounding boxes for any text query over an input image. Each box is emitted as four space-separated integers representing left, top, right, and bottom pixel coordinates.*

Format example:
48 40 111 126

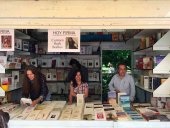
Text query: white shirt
108 73 135 101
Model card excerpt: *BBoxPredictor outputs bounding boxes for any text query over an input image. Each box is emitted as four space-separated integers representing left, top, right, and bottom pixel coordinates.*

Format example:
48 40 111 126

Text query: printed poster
48 29 80 52
0 29 14 51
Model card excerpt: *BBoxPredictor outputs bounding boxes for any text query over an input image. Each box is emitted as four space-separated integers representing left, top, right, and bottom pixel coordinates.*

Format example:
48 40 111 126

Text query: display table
9 120 113 128
2 101 170 128
8 120 170 128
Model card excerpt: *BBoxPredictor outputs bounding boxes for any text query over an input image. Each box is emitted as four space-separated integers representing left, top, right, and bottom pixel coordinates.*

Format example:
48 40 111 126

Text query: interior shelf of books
34 41 102 101
132 29 170 103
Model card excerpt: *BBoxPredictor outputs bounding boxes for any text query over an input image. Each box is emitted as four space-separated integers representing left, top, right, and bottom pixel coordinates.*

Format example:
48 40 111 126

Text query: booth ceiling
0 0 170 28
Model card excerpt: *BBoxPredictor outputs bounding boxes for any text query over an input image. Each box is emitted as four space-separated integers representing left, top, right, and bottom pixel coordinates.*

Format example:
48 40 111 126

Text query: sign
48 29 80 52
0 29 14 51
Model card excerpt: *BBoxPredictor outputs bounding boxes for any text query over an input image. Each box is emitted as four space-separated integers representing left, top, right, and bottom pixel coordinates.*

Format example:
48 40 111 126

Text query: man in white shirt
108 63 135 102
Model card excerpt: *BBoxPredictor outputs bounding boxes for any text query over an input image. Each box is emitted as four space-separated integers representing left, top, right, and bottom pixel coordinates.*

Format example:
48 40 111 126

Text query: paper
48 29 80 52
26 110 41 120
0 29 14 51
20 98 32 106
0 64 5 73
47 111 61 120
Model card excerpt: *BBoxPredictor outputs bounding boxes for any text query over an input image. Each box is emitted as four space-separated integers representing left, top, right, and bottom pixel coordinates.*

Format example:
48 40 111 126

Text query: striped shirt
72 83 88 94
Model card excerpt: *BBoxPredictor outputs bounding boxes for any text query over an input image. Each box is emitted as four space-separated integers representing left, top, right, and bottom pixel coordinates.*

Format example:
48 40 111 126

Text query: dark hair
0 110 10 128
69 59 81 69
72 70 84 88
117 63 127 69
22 65 41 98
68 37 77 49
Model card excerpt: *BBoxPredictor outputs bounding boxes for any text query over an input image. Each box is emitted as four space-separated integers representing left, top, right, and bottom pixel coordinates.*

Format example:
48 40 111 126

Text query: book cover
95 59 100 68
119 95 130 108
12 71 19 86
47 111 61 120
87 60 94 68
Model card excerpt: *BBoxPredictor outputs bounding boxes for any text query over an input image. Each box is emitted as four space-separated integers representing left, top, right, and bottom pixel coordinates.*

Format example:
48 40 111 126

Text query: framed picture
0 29 14 51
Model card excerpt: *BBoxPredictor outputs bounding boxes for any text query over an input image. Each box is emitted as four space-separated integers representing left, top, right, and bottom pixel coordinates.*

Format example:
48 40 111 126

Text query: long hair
22 65 41 98
72 70 85 88
68 37 77 49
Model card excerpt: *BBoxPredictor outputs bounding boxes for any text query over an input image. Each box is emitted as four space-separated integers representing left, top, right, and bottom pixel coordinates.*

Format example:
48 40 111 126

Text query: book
94 59 100 68
119 95 130 108
15 38 22 50
56 70 64 81
81 60 87 67
108 91 116 99
117 92 127 105
46 73 52 81
77 94 84 106
30 58 37 67
26 110 41 120
94 108 106 121
144 76 149 89
47 111 61 120
87 60 94 68
12 71 19 86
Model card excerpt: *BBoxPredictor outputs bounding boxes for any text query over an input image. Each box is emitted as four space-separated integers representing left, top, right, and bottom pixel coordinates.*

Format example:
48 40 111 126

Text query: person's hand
68 101 72 105
115 89 120 93
31 99 39 107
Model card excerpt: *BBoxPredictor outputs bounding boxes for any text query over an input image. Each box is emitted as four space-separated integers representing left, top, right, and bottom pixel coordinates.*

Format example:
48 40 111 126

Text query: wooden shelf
153 30 170 50
133 46 153 53
135 85 154 93
133 68 153 70
46 80 101 83
39 53 100 56
133 29 161 39
15 49 36 56
15 30 37 41
40 67 101 70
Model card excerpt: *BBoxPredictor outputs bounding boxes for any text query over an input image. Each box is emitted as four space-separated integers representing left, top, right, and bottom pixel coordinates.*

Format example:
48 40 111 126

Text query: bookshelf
152 30 170 97
132 29 169 103
37 42 102 101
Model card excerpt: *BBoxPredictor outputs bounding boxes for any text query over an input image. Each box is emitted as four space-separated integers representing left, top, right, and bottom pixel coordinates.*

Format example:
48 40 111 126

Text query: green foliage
102 50 131 70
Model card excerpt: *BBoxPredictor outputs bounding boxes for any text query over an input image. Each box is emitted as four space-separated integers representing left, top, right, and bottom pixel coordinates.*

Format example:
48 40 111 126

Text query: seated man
108 63 135 102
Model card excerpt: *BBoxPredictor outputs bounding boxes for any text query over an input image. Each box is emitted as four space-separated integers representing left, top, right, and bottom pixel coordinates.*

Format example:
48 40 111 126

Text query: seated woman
21 65 49 106
69 70 88 104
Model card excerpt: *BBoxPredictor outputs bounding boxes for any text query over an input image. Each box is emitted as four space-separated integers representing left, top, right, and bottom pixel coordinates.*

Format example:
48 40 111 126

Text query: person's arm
108 76 115 91
84 83 88 98
129 76 136 102
32 96 43 106
69 84 77 104
32 75 48 106
70 84 77 97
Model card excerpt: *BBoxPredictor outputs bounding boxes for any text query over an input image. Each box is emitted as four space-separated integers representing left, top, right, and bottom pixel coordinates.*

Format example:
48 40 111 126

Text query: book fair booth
0 1 170 128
